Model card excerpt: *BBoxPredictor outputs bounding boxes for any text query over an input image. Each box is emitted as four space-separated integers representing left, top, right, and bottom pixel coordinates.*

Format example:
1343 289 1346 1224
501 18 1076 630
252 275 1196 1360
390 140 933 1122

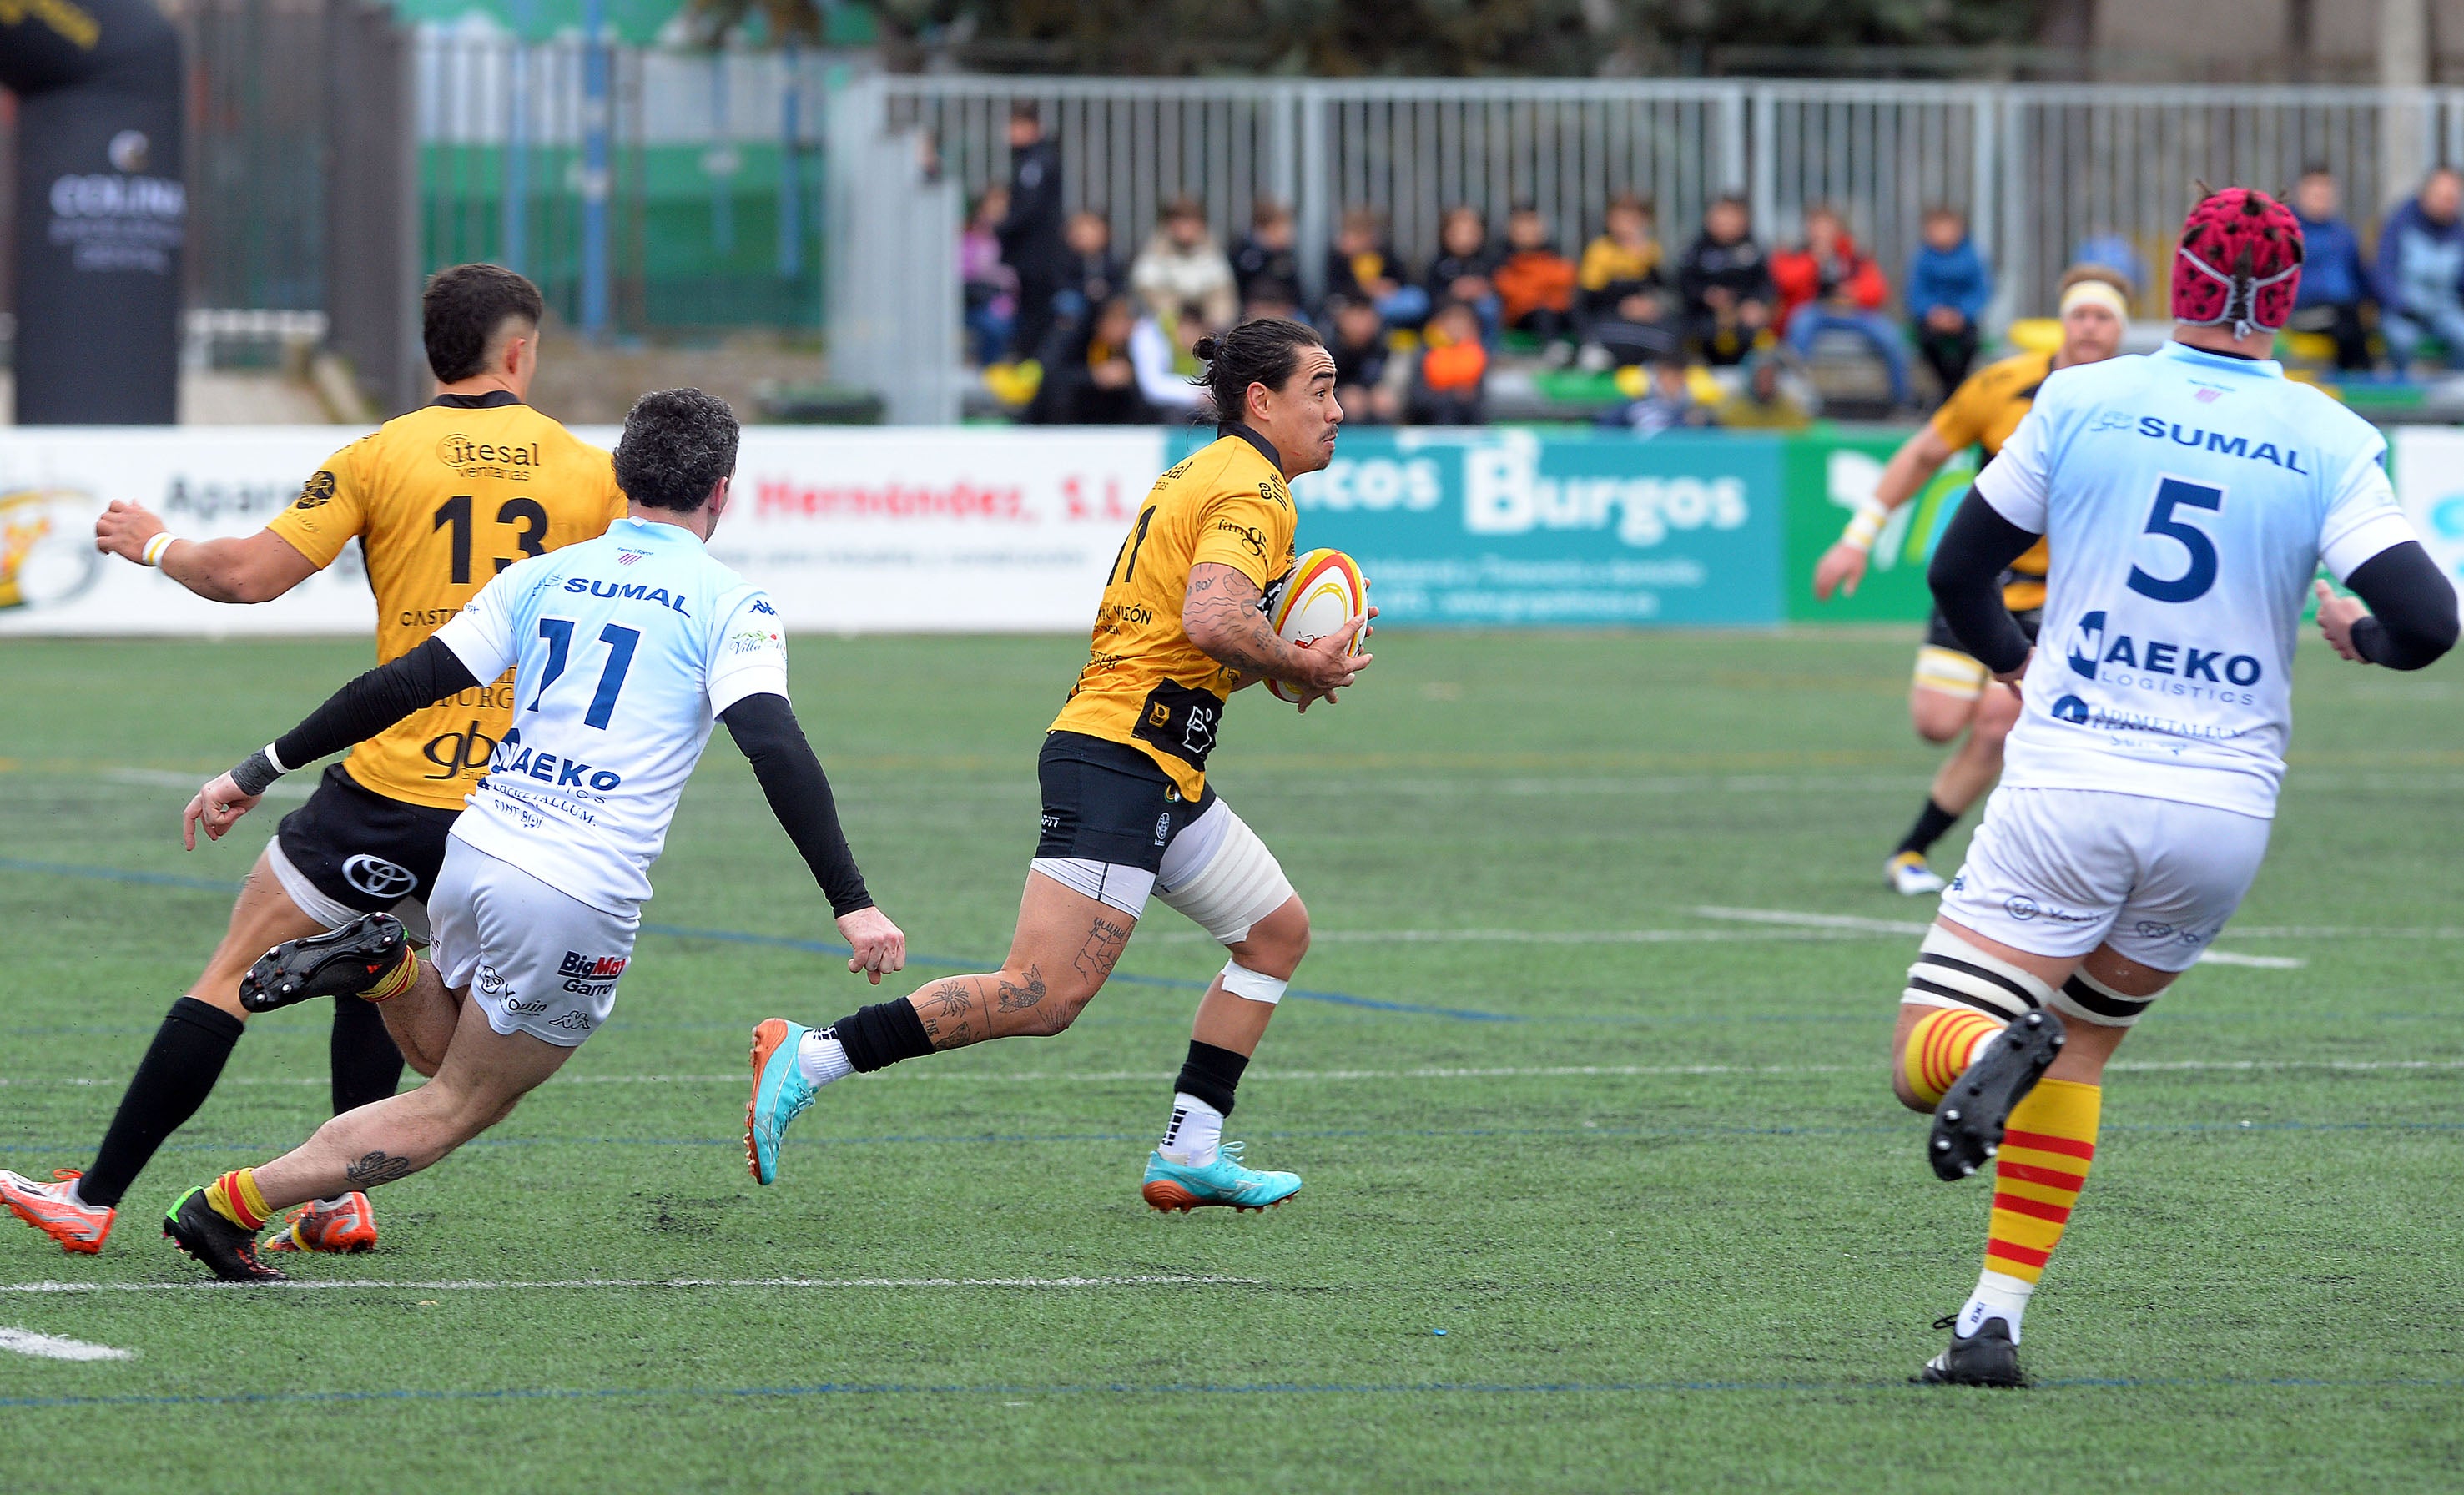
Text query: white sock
1158 1092 1223 1166
1956 1269 2035 1343
798 1028 855 1088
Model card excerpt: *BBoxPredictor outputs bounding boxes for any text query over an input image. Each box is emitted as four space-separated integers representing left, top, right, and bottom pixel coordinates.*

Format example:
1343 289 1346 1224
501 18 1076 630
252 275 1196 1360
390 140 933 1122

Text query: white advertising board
2391 425 2464 622
0 425 1168 636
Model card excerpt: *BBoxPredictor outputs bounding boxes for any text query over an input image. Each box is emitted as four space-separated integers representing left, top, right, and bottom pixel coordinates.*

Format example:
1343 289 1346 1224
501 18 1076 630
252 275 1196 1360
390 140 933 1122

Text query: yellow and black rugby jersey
265 392 624 810
1050 426 1299 800
1928 348 2053 611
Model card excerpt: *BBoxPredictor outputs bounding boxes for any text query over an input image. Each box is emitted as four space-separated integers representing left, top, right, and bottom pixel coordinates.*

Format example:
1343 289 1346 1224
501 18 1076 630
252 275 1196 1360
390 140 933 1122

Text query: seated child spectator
1423 205 1502 340
1232 200 1304 309
1325 206 1428 328
1677 194 1774 365
1327 294 1402 425
1494 202 1578 341
1407 300 1489 425
1130 198 1237 328
962 188 1018 368
1711 350 1812 430
1054 209 1125 330
1023 296 1154 425
1599 355 1713 436
1906 204 1991 395
1773 203 1912 406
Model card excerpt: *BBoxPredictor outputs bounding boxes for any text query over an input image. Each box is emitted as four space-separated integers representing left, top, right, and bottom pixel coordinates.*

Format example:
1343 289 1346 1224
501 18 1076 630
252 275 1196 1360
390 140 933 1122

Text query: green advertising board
1780 425 1974 625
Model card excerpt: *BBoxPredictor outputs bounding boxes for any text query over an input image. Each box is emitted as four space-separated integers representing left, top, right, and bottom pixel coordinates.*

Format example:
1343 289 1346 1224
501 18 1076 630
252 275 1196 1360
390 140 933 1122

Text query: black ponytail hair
1192 316 1326 429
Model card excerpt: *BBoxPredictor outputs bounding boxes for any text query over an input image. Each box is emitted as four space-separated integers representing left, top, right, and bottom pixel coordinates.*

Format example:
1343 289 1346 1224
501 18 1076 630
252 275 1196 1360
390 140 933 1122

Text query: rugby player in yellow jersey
745 318 1372 1211
1813 265 2130 894
0 265 623 1257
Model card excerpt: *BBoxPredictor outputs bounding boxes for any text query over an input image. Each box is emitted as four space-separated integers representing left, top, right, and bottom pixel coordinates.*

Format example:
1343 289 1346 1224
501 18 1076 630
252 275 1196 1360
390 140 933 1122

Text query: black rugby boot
1917 1314 2025 1387
162 1187 285 1283
239 914 408 1015
1928 1007 2066 1181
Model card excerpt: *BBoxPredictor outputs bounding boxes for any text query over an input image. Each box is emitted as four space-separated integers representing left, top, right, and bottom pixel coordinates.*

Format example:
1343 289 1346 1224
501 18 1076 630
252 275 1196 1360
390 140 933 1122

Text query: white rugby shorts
429 838 641 1048
1939 787 2272 973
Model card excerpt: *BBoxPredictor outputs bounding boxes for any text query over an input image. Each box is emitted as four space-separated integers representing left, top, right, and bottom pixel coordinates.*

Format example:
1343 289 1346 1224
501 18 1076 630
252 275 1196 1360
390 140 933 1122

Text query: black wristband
228 748 283 798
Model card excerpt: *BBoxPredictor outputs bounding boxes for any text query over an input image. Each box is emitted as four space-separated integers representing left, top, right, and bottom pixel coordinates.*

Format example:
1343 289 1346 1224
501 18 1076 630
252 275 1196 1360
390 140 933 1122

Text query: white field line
11 1060 2460 1091
0 1326 132 1360
1691 906 2305 969
0 1274 1258 1296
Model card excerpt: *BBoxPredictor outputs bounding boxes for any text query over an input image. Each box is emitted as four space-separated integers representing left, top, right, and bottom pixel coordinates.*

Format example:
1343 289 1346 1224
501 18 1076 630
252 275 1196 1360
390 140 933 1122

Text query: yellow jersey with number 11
1050 426 1298 801
265 392 625 810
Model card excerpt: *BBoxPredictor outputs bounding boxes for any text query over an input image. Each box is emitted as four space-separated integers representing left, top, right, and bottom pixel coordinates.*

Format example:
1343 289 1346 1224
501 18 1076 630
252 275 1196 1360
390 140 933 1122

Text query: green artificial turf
2 631 2460 1492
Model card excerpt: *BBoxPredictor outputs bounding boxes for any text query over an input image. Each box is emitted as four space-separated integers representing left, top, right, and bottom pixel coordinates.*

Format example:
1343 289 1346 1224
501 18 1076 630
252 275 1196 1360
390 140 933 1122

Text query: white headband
2059 279 2129 320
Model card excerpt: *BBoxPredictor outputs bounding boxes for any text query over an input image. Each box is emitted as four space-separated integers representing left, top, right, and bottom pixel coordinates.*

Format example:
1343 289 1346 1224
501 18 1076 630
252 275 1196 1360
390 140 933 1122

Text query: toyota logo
342 854 416 899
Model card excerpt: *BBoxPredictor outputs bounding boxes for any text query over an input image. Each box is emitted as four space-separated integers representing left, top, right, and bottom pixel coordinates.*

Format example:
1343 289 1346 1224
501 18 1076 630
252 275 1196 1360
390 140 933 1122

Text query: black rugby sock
330 994 407 1114
1895 797 1961 859
1173 1040 1249 1117
80 998 244 1209
831 999 935 1072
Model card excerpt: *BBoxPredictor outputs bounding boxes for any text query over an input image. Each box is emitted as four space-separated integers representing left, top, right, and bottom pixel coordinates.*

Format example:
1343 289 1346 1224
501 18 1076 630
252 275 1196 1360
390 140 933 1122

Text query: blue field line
0 856 1516 1024
8 1373 2461 1411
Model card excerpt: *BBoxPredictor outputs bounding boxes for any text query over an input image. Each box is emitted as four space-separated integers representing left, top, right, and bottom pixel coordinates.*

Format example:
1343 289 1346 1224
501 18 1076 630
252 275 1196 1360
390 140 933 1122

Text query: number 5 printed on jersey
2128 477 2223 604
527 619 642 727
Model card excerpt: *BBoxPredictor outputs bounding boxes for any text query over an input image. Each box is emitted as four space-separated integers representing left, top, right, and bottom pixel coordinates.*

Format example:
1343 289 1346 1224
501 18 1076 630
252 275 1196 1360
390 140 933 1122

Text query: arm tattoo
1072 918 1129 985
995 964 1049 1013
343 1150 414 1186
918 979 976 1048
1182 565 1292 678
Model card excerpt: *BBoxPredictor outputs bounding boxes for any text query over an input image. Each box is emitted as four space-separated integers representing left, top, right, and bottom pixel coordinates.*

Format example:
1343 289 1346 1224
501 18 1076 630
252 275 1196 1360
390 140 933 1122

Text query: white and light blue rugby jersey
1977 341 2419 819
432 514 788 912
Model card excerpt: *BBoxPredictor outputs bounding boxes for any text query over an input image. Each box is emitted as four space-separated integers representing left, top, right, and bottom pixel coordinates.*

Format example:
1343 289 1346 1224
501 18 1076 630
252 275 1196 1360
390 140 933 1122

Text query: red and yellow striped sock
1902 1007 2004 1107
1983 1077 2100 1288
362 948 420 1004
204 1168 270 1231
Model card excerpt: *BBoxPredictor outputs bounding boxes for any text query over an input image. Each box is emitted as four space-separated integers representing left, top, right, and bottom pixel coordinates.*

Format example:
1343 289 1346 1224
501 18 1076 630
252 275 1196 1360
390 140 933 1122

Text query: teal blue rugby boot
745 1019 819 1185
1141 1141 1303 1213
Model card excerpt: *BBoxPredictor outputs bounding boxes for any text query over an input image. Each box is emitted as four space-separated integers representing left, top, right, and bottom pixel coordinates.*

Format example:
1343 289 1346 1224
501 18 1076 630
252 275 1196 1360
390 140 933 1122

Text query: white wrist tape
1218 959 1287 1005
1841 502 1887 554
139 532 177 567
262 742 290 775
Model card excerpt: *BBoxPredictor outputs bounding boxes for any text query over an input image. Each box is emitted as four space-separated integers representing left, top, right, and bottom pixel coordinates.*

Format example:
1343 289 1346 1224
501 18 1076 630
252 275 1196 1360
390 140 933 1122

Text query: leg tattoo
341 1150 414 1187
1071 918 1129 986
918 980 977 1048
995 964 1050 1014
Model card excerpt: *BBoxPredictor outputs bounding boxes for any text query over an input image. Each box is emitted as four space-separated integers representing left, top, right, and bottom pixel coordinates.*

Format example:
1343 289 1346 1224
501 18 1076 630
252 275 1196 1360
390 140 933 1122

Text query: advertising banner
2391 427 2464 619
1780 426 1971 625
0 425 1167 636
1170 426 1787 627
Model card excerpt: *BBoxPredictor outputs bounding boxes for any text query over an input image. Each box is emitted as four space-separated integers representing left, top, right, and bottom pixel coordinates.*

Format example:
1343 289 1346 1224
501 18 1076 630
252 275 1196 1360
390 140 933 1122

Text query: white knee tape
1155 805 1293 946
1902 925 2054 1021
1220 959 1287 1005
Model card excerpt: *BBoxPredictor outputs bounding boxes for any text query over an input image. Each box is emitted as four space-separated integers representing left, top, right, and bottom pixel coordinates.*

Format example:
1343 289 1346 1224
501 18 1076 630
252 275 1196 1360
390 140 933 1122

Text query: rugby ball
1266 548 1370 704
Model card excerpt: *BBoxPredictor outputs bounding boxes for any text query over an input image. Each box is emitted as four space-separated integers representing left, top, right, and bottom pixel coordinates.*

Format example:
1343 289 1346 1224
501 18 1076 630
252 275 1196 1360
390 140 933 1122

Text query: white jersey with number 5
431 513 788 912
1977 341 2420 819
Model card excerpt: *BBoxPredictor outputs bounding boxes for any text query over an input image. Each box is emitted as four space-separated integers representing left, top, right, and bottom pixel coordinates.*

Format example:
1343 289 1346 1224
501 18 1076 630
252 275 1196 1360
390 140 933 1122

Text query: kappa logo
293 470 337 511
751 600 777 616
547 1010 596 1032
342 854 416 899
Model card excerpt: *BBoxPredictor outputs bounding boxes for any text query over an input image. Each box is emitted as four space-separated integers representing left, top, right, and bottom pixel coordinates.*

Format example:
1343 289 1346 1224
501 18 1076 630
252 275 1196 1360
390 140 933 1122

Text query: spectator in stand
2375 166 2464 370
1130 197 1238 330
1906 204 1992 395
1577 195 1681 367
1023 295 1153 425
1327 295 1402 425
1598 355 1713 436
2288 165 2371 371
1711 350 1811 430
961 187 1017 368
1232 199 1304 310
1677 194 1774 366
995 103 1066 365
1129 299 1217 421
1406 300 1489 425
1773 203 1912 407
1494 202 1579 344
1326 206 1429 330
1423 205 1503 341
1053 209 1125 333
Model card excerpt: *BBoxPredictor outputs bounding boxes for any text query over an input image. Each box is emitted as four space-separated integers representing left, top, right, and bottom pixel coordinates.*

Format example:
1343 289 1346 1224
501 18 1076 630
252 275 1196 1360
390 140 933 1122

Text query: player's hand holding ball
1268 548 1375 712
838 905 907 985
182 772 262 849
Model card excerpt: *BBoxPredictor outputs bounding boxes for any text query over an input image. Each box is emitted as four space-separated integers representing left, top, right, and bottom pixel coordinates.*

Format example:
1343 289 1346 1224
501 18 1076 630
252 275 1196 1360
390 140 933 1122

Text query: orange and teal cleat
1141 1142 1303 1214
0 1168 114 1254
261 1192 379 1254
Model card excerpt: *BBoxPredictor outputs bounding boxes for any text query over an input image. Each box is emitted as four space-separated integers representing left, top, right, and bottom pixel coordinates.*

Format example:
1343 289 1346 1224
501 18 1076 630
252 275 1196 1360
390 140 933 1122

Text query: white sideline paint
1691 906 2305 969
0 1274 1257 1296
0 1326 132 1360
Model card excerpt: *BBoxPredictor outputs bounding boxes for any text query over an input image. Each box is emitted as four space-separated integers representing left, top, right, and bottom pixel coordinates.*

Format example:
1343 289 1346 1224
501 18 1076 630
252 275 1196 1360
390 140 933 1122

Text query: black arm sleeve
268 635 483 776
1926 486 2043 677
721 692 874 918
2342 541 2461 671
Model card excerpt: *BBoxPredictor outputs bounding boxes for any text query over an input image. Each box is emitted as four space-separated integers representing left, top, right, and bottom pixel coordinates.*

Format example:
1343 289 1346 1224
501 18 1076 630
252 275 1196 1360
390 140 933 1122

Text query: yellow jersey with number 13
1050 426 1298 801
265 392 625 810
